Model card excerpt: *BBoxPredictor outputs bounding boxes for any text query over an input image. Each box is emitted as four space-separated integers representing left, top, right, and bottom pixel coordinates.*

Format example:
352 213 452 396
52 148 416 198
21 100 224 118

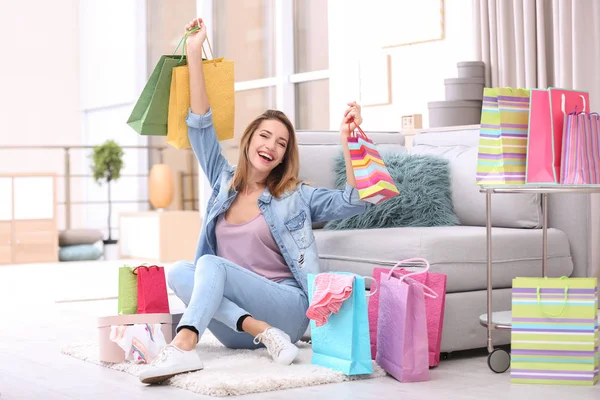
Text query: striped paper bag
476 87 531 185
560 111 600 184
347 125 400 204
511 277 599 385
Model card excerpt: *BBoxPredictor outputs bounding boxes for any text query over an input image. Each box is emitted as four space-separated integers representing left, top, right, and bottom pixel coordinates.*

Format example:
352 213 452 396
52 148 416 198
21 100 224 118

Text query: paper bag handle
173 22 217 67
348 121 369 140
132 265 162 275
385 258 439 299
537 286 568 317
536 276 569 317
365 276 379 297
561 93 587 116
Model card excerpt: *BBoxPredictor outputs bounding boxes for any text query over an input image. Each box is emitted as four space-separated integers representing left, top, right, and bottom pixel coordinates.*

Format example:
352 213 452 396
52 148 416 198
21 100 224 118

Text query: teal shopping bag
307 272 374 375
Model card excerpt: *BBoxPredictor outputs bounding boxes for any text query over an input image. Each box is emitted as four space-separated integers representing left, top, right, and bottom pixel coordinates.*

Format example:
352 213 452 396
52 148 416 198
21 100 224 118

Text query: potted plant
90 140 124 247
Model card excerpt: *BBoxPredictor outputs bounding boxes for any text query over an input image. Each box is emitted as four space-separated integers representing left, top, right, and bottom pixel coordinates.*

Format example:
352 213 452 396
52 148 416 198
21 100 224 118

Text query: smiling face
232 110 300 198
246 119 290 175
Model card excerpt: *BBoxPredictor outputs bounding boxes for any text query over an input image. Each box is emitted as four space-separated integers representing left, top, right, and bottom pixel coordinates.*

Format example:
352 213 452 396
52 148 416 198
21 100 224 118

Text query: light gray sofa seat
315 226 572 293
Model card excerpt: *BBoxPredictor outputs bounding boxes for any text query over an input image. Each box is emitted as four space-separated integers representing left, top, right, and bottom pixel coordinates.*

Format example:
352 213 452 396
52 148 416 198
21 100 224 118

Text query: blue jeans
167 255 310 349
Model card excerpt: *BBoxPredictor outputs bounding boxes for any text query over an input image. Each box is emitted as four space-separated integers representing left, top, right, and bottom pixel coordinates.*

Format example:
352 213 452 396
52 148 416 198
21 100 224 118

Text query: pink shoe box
97 313 182 363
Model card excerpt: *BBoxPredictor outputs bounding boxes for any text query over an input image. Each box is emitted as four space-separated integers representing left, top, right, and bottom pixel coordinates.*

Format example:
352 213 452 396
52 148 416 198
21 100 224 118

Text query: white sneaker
138 344 204 384
253 327 299 365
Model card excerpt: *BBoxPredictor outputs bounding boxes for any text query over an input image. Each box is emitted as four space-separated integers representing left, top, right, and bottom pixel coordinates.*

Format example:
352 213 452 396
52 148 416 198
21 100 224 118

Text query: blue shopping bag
307 272 374 375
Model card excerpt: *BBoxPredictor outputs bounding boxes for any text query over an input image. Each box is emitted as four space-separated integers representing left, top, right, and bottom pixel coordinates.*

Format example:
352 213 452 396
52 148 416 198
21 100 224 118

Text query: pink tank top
215 213 293 282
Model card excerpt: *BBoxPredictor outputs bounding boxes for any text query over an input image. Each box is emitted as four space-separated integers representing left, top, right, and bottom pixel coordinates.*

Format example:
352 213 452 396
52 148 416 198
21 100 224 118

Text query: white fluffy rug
61 332 386 397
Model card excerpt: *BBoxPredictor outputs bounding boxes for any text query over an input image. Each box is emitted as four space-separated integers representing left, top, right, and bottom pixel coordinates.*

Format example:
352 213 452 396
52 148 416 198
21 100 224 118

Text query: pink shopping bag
375 258 438 382
560 109 600 184
368 262 447 367
134 265 170 314
526 88 590 184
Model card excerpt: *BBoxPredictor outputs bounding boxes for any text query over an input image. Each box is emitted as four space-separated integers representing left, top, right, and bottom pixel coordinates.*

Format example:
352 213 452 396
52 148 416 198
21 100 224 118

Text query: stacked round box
428 61 486 128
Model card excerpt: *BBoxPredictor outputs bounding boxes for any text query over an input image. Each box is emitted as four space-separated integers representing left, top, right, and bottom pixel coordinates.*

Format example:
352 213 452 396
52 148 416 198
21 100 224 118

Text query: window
295 80 329 130
293 0 330 130
214 0 276 82
211 0 330 134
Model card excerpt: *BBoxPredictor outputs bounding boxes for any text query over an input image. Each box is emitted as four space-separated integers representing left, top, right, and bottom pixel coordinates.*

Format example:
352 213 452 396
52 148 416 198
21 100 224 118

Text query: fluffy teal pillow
324 152 459 230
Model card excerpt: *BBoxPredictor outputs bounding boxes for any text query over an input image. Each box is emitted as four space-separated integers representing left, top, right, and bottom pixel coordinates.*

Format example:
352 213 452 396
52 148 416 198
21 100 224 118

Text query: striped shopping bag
560 111 600 184
476 87 530 185
347 125 400 204
511 276 599 385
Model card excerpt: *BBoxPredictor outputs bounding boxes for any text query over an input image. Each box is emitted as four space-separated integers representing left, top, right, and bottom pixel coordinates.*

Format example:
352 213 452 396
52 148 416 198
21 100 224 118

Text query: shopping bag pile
347 123 400 204
118 265 170 315
510 276 598 385
368 263 447 367
475 86 598 185
127 27 234 147
306 259 443 383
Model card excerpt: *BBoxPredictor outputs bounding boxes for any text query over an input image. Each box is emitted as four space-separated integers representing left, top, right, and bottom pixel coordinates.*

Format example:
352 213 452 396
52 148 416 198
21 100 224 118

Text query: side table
478 185 600 373
119 211 202 262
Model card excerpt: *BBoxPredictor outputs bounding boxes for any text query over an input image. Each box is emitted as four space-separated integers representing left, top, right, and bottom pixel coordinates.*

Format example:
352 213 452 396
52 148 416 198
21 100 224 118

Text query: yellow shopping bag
167 39 235 149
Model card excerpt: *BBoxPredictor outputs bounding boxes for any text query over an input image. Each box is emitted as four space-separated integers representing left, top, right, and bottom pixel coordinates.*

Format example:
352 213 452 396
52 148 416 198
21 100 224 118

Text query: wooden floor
1 260 599 399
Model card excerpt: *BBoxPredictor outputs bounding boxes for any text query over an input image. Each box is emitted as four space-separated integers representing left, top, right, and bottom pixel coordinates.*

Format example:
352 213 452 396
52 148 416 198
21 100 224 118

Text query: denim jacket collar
228 183 273 204
258 188 273 204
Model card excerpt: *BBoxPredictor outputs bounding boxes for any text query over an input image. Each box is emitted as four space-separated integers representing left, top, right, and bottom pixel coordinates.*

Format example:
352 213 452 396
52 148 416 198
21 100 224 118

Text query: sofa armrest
548 193 593 277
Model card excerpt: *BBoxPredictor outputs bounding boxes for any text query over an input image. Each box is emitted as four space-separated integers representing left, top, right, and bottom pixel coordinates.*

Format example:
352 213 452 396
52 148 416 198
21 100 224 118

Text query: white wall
0 0 81 229
328 0 475 131
0 0 149 238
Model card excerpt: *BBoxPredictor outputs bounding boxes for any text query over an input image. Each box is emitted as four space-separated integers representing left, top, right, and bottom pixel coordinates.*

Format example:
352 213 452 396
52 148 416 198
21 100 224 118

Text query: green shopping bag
118 265 138 314
511 276 599 386
127 27 202 135
126 55 184 135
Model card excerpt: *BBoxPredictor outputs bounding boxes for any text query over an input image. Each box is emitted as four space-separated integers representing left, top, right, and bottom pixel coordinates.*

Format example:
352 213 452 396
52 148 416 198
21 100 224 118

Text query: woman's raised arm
184 18 229 188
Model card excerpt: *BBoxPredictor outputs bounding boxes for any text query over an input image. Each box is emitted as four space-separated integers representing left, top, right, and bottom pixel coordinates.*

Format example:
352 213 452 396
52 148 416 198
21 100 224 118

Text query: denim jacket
187 108 368 295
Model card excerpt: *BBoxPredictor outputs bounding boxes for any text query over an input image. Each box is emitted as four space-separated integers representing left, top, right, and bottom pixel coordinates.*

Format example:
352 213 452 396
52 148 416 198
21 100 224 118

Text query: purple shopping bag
375 258 437 382
560 108 600 184
368 264 447 367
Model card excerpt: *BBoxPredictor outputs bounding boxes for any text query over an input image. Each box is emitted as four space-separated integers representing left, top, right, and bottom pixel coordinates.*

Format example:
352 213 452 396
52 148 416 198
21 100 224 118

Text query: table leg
542 193 548 277
486 190 494 353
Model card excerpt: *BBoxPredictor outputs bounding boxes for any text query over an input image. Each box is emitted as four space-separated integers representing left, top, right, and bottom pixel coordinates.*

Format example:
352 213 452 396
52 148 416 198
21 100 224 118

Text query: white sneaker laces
253 328 288 357
150 344 179 365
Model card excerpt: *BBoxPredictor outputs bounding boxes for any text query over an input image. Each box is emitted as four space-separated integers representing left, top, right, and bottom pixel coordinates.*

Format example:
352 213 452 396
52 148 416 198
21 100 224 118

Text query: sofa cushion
314 226 572 293
324 152 459 229
411 127 543 229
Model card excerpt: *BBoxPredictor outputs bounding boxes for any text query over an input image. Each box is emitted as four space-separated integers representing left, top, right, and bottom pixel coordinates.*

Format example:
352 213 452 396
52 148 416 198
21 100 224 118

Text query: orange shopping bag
167 36 234 148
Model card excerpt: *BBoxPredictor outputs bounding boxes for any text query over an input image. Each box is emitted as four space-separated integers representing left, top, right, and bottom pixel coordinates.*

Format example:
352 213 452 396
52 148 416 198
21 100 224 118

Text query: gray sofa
296 125 594 354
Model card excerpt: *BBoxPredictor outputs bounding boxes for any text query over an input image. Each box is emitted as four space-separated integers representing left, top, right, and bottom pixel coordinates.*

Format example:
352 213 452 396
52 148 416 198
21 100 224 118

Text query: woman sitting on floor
140 17 368 384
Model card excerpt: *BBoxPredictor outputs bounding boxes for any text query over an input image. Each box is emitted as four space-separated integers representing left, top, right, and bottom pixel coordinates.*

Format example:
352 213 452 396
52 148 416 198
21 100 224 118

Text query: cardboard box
97 313 182 363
